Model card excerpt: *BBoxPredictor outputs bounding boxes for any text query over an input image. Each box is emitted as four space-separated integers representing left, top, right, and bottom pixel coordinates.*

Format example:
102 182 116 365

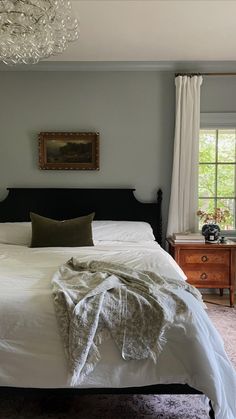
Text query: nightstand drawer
179 249 229 265
184 267 229 287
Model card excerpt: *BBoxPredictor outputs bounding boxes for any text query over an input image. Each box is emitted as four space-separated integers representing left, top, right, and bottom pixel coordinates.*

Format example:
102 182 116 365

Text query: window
198 128 236 231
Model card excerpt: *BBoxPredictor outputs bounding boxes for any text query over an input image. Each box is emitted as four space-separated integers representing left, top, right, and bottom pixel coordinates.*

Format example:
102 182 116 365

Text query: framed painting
39 132 99 170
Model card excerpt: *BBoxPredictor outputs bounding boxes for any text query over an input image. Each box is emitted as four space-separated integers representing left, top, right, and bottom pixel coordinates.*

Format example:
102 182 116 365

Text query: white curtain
167 75 203 237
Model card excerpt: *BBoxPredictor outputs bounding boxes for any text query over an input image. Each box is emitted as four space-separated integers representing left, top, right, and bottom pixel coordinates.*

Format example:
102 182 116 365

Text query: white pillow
0 220 155 246
92 221 155 242
0 222 31 245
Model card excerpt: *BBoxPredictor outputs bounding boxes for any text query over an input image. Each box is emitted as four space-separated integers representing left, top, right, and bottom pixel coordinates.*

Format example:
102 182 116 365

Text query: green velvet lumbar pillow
30 212 95 248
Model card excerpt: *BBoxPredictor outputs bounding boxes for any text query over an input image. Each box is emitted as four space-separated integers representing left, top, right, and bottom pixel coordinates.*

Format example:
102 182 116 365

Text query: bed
0 187 235 419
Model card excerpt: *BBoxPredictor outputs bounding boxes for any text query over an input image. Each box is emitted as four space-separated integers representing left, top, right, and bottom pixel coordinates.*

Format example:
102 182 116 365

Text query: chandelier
0 0 79 65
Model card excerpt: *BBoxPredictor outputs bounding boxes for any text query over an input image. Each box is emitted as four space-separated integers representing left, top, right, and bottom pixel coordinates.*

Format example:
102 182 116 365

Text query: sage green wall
0 71 175 235
201 76 236 112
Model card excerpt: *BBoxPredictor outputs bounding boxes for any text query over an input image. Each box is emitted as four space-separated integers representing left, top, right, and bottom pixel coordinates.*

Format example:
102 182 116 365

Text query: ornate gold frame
39 132 99 170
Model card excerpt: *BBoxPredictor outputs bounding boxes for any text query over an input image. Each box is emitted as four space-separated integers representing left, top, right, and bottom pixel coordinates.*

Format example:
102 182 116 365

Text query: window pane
199 164 215 197
218 129 236 162
217 199 235 230
198 198 215 229
199 128 236 231
217 164 235 196
199 130 216 163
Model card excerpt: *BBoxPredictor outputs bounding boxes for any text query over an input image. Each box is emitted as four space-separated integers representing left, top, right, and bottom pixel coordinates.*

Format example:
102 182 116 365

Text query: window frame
199 113 236 237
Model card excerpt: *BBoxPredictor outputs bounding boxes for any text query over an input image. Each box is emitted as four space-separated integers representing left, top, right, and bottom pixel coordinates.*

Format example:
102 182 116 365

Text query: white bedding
0 241 236 419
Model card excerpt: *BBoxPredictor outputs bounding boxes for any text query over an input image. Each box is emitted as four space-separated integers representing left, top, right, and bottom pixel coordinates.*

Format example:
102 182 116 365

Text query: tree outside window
198 129 236 231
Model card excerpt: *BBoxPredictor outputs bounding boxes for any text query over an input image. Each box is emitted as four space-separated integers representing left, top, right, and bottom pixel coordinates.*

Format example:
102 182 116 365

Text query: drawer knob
201 255 208 262
200 272 208 280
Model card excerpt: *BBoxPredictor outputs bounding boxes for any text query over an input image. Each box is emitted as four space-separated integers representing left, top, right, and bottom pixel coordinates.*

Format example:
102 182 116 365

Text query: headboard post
157 188 163 245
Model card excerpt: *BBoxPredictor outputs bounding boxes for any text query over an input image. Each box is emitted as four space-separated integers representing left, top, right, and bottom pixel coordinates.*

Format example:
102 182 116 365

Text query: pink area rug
205 303 236 368
0 304 235 419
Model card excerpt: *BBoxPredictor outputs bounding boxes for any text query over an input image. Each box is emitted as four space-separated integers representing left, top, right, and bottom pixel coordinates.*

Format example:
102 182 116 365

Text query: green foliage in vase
197 208 230 224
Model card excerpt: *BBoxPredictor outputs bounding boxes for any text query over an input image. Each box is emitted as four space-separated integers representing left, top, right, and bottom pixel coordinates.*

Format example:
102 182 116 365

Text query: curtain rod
175 72 236 77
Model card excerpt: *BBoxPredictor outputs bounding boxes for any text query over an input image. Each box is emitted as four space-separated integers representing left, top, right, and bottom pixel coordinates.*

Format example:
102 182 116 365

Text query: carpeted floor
0 304 235 419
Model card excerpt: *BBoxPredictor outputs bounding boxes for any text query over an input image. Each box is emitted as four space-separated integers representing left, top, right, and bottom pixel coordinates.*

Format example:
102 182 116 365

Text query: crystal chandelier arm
23 0 56 26
21 0 56 23
0 11 43 25
19 0 52 14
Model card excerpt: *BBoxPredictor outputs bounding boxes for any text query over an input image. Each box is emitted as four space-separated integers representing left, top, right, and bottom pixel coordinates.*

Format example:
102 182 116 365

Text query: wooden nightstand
167 238 236 307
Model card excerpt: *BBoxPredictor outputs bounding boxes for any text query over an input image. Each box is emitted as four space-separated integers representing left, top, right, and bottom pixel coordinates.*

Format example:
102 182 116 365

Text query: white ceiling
49 0 236 62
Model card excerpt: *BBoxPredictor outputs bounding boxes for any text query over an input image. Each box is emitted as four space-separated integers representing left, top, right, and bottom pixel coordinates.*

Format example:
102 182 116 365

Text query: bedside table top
167 238 236 248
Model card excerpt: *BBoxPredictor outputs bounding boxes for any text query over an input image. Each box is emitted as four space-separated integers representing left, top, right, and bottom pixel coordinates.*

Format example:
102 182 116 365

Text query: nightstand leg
230 289 234 307
219 288 223 296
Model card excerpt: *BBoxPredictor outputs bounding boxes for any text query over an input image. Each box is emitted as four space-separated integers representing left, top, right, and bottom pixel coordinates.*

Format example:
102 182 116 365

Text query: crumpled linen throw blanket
52 259 203 385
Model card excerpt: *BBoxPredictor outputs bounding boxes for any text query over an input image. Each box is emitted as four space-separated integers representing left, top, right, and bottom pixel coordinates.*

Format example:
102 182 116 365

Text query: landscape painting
39 132 99 170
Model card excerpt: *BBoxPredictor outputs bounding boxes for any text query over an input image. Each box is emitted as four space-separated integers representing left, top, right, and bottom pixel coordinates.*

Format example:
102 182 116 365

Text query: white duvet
0 241 236 419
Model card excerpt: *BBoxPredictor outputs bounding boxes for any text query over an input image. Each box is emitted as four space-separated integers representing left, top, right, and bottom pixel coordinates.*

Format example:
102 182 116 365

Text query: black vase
202 223 220 243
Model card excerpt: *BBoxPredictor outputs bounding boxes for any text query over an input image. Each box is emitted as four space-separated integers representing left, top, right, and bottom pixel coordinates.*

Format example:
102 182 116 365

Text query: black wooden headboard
0 188 162 244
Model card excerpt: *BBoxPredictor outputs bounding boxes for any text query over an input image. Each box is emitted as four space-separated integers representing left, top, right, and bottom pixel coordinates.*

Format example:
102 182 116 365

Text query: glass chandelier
0 0 79 65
